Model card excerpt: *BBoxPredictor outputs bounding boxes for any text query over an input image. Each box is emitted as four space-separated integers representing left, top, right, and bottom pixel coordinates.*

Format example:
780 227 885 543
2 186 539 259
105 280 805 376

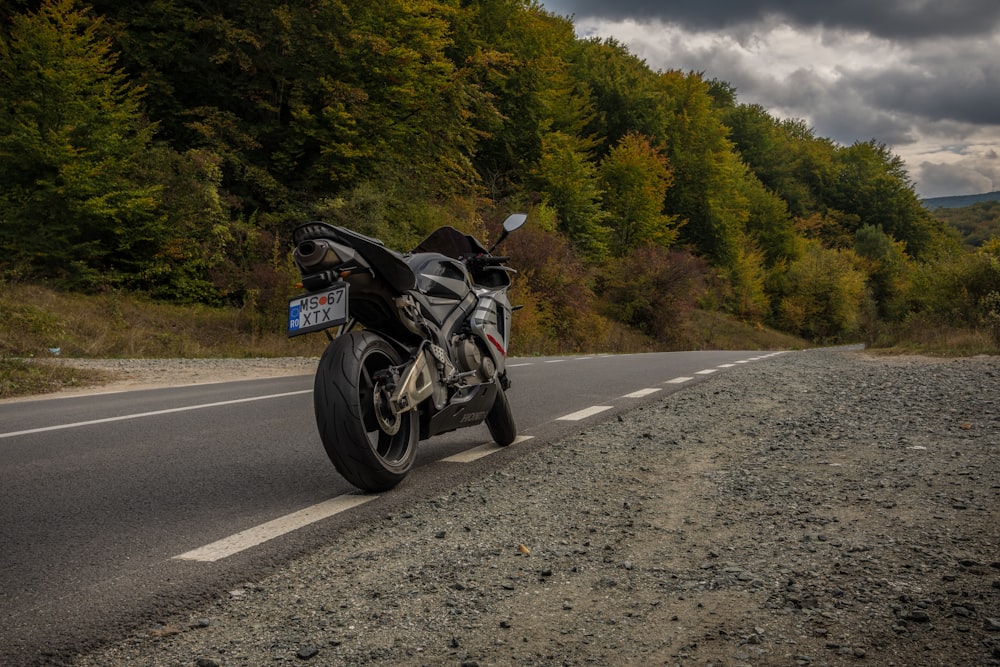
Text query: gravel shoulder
72 349 1000 666
23 357 320 399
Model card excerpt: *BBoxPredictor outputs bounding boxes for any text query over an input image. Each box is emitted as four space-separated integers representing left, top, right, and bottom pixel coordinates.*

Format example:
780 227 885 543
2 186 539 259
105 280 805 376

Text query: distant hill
928 198 1000 247
922 191 1000 210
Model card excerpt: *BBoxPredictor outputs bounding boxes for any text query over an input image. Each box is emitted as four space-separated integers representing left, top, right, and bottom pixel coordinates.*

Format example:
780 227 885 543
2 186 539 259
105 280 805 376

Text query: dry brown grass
0 357 115 399
866 317 999 356
1 283 329 360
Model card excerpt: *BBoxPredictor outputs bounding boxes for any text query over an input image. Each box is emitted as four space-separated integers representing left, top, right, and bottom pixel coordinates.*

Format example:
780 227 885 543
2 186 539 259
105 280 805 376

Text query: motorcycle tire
313 330 418 492
485 383 517 446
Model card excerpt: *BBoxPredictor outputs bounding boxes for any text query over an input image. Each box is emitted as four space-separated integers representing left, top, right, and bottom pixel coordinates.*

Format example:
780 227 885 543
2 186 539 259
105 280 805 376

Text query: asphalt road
0 349 784 664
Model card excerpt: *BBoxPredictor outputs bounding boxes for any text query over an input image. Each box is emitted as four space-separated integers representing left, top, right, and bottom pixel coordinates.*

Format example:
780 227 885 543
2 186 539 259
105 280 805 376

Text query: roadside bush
504 225 602 352
902 242 1000 327
598 245 710 346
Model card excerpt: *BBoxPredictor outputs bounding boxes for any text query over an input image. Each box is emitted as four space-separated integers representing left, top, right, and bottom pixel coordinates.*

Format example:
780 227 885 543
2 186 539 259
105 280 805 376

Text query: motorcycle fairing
405 252 473 299
422 381 499 439
412 225 488 259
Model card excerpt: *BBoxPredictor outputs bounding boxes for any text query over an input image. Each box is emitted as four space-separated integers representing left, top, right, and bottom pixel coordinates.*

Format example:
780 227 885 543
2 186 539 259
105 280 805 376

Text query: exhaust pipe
294 238 342 271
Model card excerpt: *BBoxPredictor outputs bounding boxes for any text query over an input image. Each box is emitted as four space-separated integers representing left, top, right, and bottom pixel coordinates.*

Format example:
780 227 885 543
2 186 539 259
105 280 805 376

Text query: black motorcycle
287 214 527 492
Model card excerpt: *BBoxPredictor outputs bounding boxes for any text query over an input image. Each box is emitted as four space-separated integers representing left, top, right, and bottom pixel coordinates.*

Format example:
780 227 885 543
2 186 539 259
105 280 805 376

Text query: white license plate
287 284 349 337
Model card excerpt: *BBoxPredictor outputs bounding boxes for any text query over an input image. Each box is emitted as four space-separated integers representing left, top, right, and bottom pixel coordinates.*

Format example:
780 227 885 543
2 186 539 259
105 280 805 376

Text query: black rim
358 348 410 465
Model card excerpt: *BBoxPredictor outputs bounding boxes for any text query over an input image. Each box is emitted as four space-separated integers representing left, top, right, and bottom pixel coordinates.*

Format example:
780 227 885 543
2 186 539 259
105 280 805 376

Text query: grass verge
0 358 117 399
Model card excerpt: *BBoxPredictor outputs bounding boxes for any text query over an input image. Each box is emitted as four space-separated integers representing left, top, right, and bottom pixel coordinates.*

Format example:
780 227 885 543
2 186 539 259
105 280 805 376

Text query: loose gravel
72 349 999 666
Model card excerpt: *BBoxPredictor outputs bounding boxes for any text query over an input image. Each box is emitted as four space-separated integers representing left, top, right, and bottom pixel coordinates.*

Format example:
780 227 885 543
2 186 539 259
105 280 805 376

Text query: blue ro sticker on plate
287 284 348 336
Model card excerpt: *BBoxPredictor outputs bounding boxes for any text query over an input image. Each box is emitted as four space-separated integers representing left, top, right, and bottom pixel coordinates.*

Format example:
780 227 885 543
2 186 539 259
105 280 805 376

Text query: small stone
984 617 1000 632
195 659 220 667
296 646 320 660
435 531 446 539
906 610 931 622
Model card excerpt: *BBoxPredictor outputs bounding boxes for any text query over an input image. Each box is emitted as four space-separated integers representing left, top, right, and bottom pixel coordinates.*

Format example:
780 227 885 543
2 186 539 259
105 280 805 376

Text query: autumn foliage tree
0 0 164 288
599 133 677 255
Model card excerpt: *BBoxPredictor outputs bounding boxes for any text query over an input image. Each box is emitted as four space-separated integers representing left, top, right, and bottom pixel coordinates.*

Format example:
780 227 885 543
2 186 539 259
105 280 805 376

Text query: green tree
532 130 608 258
727 237 771 322
854 223 909 320
657 70 746 268
0 0 164 287
724 104 837 219
775 240 867 341
570 37 666 155
827 141 950 259
599 132 677 254
456 1 588 199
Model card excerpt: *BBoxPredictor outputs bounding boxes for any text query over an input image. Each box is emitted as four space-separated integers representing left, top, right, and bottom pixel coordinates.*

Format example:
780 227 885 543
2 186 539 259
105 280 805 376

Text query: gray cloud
543 0 1000 40
916 158 998 196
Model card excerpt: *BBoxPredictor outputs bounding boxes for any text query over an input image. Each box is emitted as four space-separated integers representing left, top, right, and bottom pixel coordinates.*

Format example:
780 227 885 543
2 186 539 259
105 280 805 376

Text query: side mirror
489 213 527 253
502 213 527 233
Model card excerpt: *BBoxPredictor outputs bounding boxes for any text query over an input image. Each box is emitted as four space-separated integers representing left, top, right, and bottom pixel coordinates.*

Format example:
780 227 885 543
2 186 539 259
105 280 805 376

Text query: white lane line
665 376 694 384
694 368 718 375
717 363 736 368
507 362 533 367
545 359 565 363
735 360 750 364
558 405 613 421
622 388 661 398
441 436 535 463
173 494 376 562
0 390 313 439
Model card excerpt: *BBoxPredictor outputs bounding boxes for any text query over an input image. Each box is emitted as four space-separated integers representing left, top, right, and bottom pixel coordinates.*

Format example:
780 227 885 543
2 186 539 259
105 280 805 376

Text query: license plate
287 284 349 337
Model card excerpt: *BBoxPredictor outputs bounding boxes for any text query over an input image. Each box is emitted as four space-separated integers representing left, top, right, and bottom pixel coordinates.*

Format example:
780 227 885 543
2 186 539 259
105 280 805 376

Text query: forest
1 0 999 353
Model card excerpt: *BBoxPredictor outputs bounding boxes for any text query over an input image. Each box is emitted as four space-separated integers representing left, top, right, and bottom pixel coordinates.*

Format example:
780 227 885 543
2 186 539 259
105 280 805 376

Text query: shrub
598 245 710 346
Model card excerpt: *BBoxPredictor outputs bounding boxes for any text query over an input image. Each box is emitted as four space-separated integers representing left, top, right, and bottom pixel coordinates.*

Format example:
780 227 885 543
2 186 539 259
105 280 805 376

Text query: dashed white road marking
717 363 736 368
441 436 534 463
665 376 694 384
694 368 718 375
507 362 534 367
545 359 565 363
622 388 661 398
558 405 614 421
0 390 313 439
173 493 377 562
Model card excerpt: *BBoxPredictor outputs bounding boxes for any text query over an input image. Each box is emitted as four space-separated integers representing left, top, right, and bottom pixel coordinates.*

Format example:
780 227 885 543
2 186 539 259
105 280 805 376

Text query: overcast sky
540 0 1000 199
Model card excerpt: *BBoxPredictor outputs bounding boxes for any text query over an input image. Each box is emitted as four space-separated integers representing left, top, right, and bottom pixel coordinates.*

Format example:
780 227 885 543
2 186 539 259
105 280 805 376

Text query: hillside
922 190 1000 209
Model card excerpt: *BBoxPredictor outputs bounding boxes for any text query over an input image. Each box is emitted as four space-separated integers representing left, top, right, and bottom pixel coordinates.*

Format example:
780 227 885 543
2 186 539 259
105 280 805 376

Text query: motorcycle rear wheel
314 330 418 492
485 383 517 446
